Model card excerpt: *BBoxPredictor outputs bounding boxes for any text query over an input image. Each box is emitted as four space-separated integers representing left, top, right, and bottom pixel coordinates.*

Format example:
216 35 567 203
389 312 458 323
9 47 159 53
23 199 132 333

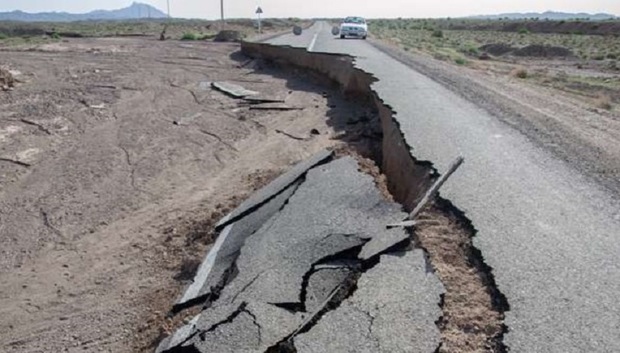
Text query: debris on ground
250 103 303 111
0 67 15 90
211 81 259 98
275 129 312 141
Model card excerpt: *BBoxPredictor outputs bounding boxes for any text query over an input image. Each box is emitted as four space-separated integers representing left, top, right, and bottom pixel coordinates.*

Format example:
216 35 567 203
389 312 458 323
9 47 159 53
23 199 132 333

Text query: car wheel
362 36 367 40
340 35 345 39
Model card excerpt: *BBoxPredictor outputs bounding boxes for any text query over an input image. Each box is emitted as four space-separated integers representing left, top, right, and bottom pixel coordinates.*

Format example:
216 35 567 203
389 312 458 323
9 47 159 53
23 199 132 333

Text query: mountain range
468 11 618 21
0 2 167 22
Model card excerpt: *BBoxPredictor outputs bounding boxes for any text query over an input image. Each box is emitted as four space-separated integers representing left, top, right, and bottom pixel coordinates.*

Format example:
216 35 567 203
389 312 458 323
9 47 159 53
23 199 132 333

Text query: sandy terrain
0 37 369 352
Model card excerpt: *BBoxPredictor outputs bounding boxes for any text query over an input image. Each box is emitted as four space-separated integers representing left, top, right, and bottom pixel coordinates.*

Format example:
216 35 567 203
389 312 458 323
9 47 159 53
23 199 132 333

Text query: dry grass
594 94 613 110
510 67 528 79
416 203 506 353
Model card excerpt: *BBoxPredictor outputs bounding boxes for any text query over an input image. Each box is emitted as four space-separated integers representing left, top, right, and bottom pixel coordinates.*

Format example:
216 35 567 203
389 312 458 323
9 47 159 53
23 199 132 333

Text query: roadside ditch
240 41 509 353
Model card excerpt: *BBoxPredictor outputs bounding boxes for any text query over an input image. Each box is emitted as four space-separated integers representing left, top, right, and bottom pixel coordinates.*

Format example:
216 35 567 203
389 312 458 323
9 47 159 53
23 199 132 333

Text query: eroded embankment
241 41 509 352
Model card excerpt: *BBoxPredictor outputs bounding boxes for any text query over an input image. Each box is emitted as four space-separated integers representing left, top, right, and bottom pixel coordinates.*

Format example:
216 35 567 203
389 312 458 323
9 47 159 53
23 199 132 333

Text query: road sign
256 7 263 33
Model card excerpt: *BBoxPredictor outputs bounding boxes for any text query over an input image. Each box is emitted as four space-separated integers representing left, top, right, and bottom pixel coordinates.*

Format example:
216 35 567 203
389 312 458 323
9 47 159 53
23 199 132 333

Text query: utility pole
167 0 171 18
220 0 225 24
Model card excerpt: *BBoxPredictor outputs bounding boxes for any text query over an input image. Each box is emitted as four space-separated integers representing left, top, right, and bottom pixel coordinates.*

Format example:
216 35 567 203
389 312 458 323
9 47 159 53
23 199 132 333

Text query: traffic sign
256 6 263 14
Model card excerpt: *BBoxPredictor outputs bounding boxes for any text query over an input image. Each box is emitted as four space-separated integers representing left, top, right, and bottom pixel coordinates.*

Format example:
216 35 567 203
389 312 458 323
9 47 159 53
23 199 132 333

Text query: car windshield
344 17 365 24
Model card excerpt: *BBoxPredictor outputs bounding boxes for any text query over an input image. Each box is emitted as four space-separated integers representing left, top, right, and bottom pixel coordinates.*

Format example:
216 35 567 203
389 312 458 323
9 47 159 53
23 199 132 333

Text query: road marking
308 32 319 52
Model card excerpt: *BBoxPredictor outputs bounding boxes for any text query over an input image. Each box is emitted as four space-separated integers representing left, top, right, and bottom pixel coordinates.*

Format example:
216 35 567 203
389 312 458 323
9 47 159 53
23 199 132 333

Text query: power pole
220 0 225 26
167 0 171 18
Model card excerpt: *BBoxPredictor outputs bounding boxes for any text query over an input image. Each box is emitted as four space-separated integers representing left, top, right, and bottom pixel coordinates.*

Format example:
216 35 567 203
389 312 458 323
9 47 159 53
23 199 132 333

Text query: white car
339 17 368 39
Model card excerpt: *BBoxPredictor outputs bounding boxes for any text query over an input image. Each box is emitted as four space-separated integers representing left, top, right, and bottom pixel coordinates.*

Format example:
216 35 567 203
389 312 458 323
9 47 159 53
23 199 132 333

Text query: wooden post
387 156 464 228
409 156 464 219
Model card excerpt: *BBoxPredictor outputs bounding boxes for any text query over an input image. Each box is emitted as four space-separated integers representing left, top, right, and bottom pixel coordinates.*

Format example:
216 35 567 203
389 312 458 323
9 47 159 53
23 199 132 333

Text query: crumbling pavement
157 152 443 353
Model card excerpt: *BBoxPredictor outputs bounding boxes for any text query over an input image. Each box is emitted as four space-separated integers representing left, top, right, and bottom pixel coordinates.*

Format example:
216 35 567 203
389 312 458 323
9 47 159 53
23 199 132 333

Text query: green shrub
431 29 443 38
461 45 479 56
0 33 7 40
181 32 199 41
606 53 618 59
51 32 61 39
518 28 530 34
455 57 467 65
592 54 605 61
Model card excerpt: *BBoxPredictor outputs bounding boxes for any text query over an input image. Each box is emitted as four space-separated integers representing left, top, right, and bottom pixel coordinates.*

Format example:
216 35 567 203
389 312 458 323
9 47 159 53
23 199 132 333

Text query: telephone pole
220 0 224 21
167 0 171 18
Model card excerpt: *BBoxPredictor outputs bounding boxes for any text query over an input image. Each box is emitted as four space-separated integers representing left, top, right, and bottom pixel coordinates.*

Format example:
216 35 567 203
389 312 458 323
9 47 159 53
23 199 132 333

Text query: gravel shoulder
0 37 362 353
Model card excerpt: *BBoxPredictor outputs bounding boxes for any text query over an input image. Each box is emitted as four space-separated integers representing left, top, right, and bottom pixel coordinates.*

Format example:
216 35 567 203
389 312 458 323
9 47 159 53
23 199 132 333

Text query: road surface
158 154 443 353
266 22 620 352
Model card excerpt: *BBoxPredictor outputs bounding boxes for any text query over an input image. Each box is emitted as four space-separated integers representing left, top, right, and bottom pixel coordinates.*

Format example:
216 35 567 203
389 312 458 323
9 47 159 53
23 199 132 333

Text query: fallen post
388 156 464 228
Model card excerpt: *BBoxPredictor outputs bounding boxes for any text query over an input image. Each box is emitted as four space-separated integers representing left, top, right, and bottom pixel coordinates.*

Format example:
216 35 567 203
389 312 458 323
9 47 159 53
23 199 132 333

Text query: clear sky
1 0 618 19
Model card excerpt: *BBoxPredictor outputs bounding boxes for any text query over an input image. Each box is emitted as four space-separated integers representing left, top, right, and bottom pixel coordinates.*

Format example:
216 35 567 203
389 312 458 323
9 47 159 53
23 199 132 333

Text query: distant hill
0 2 167 22
468 11 618 21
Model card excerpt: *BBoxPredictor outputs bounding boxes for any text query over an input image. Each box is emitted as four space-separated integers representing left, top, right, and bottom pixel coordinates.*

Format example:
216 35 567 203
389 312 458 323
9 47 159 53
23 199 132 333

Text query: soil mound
479 43 515 56
512 45 573 58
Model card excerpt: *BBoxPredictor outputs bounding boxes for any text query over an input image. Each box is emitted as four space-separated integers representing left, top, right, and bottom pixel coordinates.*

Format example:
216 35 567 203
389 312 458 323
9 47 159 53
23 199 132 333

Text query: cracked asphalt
159 155 443 353
263 22 620 352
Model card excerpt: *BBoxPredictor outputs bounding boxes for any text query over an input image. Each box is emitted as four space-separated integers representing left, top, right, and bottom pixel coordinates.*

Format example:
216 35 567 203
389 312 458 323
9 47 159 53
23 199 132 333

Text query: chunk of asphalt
305 267 352 313
162 157 416 352
220 233 367 307
179 301 304 353
174 181 301 310
215 149 333 230
294 251 444 353
211 81 259 98
216 157 410 307
155 314 201 353
194 311 261 352
242 96 286 104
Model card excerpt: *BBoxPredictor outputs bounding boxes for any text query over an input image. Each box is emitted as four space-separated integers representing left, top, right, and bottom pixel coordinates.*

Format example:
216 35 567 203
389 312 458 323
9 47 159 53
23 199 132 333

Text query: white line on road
308 32 319 52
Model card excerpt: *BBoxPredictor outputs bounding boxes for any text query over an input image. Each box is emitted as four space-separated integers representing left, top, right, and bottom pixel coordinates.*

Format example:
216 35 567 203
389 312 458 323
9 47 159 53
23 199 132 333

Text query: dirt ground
0 37 368 353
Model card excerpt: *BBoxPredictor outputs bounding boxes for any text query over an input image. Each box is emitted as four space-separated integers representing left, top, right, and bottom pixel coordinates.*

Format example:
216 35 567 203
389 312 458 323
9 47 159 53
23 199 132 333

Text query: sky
1 0 618 19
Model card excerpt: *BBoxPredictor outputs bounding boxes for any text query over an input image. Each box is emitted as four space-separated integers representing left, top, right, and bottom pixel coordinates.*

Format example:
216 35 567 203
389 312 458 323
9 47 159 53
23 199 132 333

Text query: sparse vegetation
511 68 528 79
181 32 199 40
455 57 467 65
431 29 443 38
594 94 613 110
370 18 620 61
518 27 530 34
370 18 620 109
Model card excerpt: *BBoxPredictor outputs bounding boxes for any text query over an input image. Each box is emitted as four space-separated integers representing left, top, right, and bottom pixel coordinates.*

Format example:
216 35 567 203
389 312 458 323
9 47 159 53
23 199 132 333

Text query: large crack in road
238 41 511 353
157 42 510 353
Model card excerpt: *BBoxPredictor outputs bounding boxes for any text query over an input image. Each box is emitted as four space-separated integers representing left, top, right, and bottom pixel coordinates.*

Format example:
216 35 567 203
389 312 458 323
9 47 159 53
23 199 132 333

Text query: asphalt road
159 155 443 353
266 22 620 352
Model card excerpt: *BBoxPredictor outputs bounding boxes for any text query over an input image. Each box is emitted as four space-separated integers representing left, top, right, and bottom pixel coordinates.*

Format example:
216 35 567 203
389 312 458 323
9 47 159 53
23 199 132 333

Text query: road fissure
241 41 510 353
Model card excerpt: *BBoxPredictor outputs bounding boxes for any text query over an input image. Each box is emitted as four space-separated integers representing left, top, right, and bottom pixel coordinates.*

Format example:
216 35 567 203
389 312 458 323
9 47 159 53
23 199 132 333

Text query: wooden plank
409 156 464 219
